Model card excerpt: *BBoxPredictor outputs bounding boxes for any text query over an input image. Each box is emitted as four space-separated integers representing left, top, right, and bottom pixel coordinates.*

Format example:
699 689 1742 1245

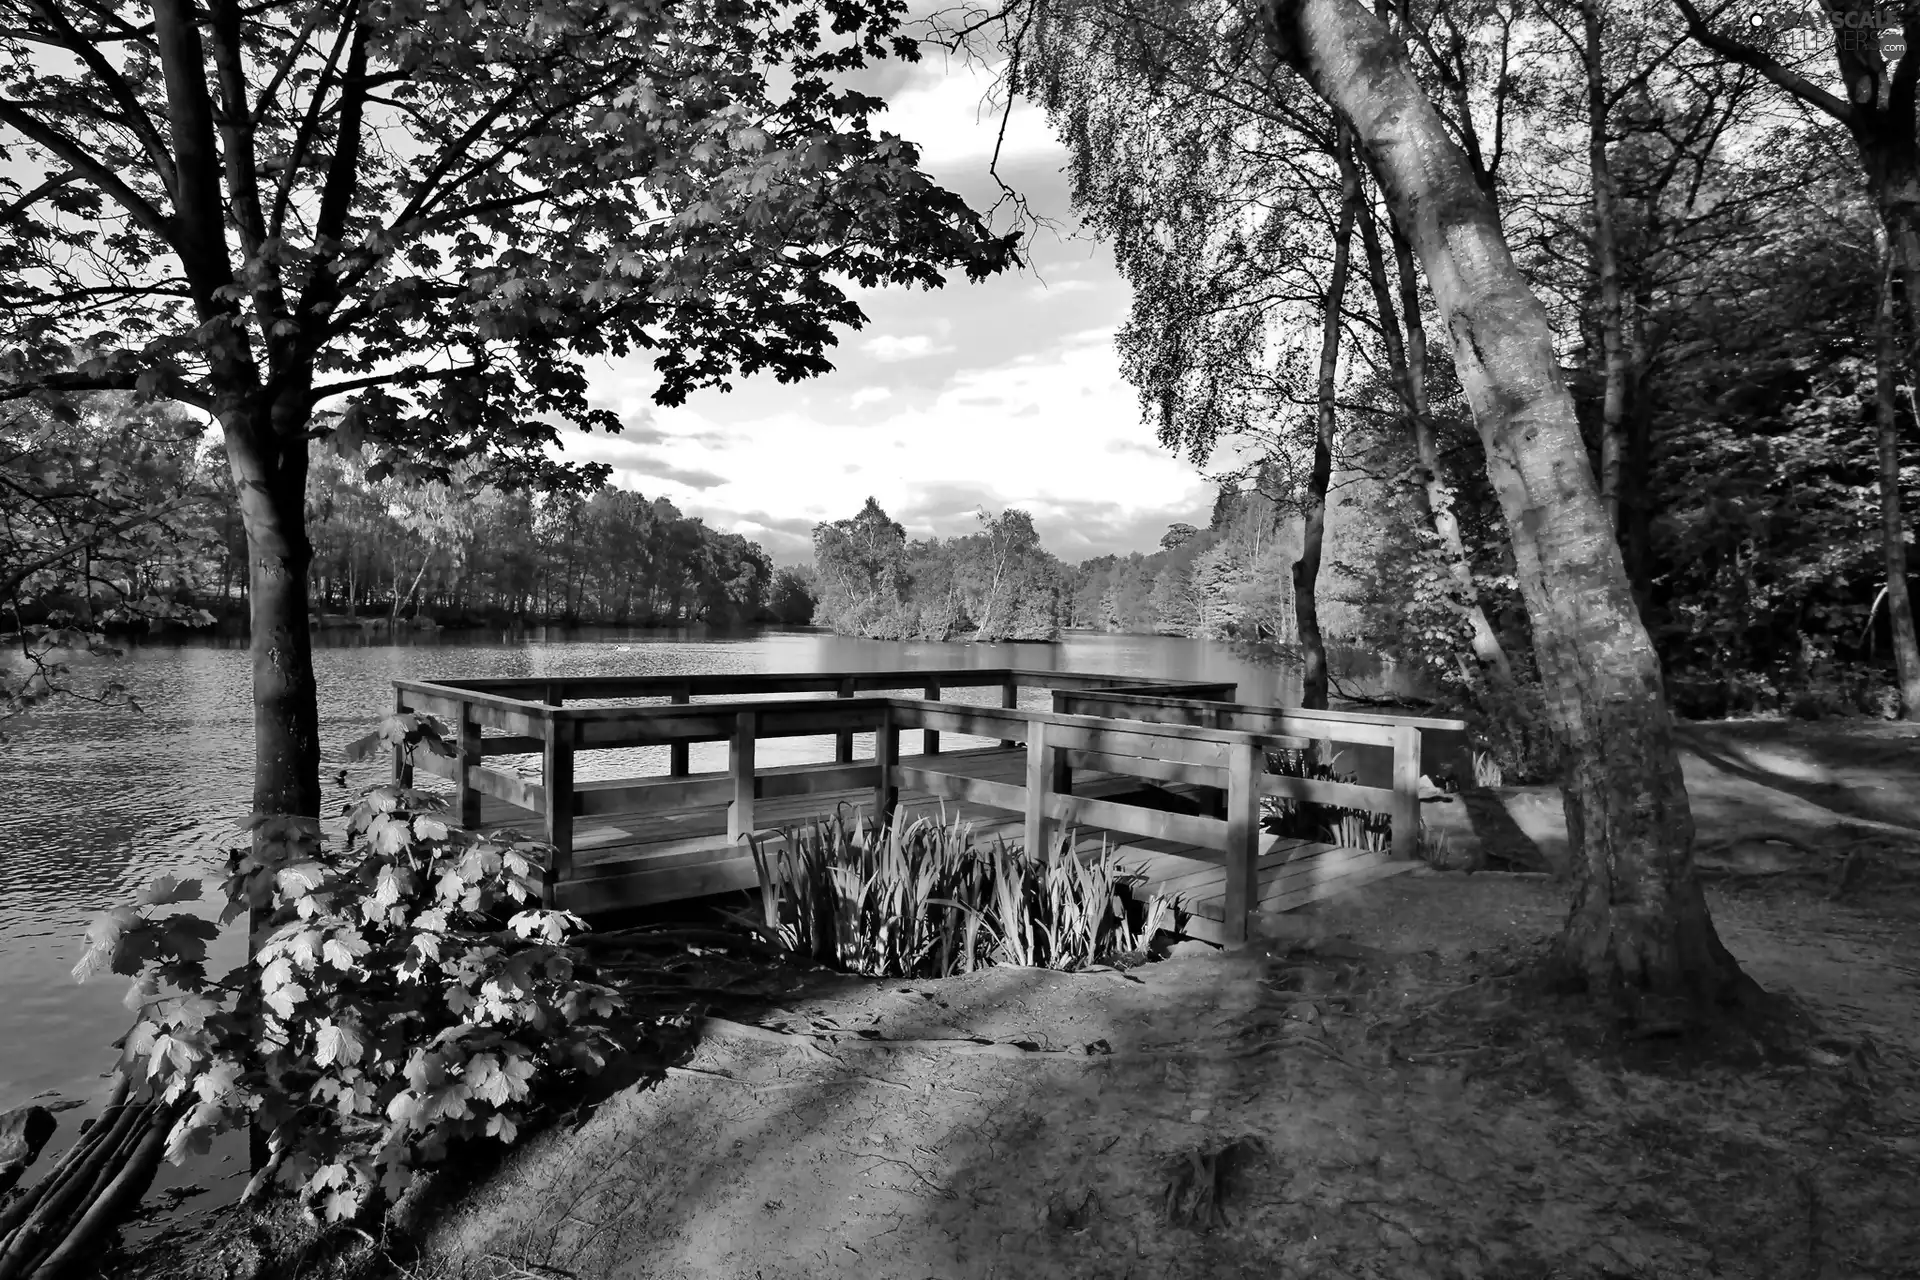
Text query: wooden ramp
474 745 1415 944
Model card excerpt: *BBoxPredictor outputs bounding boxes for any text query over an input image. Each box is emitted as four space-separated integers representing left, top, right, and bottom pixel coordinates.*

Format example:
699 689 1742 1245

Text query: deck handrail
390 666 1452 941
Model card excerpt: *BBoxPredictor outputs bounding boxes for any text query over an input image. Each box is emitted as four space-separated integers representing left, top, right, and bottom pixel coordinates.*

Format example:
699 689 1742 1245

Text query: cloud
1106 438 1164 457
896 480 1004 531
615 458 728 491
864 333 953 361
734 510 818 536
849 387 892 409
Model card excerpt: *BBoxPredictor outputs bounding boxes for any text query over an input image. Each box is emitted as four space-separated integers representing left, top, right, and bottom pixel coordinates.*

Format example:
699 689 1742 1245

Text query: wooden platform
473 745 1415 943
396 667 1464 944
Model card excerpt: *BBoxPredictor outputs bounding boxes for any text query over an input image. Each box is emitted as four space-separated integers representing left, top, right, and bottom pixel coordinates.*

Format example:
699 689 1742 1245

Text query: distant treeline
1 401 812 631
799 488 1305 643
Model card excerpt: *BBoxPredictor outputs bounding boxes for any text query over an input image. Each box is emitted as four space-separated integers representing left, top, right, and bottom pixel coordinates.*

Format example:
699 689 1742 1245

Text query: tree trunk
1273 0 1757 1010
1877 247 1920 718
1348 150 1516 685
1620 279 1656 611
1294 122 1362 711
222 407 320 830
1581 0 1633 543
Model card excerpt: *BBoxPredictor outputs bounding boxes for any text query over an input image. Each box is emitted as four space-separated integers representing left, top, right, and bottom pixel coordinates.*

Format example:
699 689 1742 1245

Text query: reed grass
1261 746 1394 851
746 806 1176 979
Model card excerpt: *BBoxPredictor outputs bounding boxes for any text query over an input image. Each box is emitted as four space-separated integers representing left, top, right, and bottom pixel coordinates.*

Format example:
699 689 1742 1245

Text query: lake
0 626 1389 1199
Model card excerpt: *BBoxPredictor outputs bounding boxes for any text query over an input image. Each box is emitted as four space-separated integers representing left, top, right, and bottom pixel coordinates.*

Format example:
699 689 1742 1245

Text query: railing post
1024 720 1052 860
455 699 482 829
872 703 898 827
999 679 1018 748
543 681 563 707
835 679 855 763
1222 740 1261 944
1391 723 1422 861
391 687 414 789
669 687 690 777
728 710 757 844
923 682 941 756
1046 692 1072 796
542 712 575 908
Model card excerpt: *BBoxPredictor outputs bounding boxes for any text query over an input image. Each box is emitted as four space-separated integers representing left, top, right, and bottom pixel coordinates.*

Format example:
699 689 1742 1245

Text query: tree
768 565 818 624
812 497 913 636
2 396 218 733
1271 0 1756 1007
1 0 1016 836
1675 0 1920 718
1158 522 1199 550
974 0 1758 1010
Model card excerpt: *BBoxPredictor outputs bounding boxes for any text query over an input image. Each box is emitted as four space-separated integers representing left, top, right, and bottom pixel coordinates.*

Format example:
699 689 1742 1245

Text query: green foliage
1654 351 1906 713
767 565 819 625
1068 490 1300 640
3 0 1017 478
1 398 223 736
748 808 1173 977
811 499 1068 640
71 716 621 1224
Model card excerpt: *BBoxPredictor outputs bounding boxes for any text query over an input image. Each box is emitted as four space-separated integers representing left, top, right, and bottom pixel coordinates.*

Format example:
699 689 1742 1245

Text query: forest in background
1 397 817 633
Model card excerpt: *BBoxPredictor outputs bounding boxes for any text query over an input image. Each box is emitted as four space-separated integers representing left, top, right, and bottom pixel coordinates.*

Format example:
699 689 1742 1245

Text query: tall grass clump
1262 747 1392 850
746 806 1175 979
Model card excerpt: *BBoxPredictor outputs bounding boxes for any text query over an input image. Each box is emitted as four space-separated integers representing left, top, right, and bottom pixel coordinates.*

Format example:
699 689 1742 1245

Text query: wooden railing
389 668 1463 943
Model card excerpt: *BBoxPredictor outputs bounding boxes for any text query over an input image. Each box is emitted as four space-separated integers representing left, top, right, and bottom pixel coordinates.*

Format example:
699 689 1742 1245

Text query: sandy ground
94 720 1920 1280
414 868 1919 1280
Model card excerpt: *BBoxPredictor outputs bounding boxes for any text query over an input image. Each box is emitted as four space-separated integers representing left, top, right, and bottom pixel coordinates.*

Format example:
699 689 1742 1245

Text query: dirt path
1425 720 1920 877
424 871 1920 1280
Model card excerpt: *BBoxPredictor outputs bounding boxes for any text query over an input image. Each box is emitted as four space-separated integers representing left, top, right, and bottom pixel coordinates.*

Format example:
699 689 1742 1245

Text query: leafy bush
1456 676 1564 786
747 807 1173 977
72 713 623 1223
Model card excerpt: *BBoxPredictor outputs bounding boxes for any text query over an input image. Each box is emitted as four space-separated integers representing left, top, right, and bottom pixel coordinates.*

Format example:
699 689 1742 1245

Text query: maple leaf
315 1019 366 1068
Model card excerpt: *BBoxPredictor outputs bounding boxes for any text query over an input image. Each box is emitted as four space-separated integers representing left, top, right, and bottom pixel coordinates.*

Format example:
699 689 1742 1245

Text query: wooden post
1046 692 1072 796
835 678 855 763
391 688 414 789
543 680 563 707
542 713 575 908
1024 720 1052 860
1391 723 1422 861
872 704 898 827
923 682 941 756
455 699 482 829
1222 740 1261 944
728 710 756 844
669 688 690 777
999 680 1018 748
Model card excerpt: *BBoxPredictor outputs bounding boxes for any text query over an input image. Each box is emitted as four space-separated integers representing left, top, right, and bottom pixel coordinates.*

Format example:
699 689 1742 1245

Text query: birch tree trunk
1271 0 1758 1008
1346 144 1517 685
1294 123 1362 711
1581 0 1634 542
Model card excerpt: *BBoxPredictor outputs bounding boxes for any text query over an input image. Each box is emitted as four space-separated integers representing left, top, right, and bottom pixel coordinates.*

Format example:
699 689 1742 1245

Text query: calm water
0 626 1357 1118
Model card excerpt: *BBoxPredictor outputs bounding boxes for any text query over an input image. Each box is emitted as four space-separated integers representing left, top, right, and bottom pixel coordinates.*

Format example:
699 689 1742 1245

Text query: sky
562 49 1219 566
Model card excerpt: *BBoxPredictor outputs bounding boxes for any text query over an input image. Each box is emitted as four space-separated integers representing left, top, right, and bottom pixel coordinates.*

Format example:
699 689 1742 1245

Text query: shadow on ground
415 874 1920 1280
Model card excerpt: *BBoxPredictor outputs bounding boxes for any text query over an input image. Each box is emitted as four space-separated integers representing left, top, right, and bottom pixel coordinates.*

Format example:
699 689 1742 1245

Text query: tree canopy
1 0 1018 820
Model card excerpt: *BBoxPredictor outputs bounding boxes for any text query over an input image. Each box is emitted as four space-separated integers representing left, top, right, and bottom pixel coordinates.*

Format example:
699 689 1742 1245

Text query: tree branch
0 495 198 600
28 0 180 196
307 362 488 405
0 368 213 410
0 100 179 245
1671 0 1853 123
